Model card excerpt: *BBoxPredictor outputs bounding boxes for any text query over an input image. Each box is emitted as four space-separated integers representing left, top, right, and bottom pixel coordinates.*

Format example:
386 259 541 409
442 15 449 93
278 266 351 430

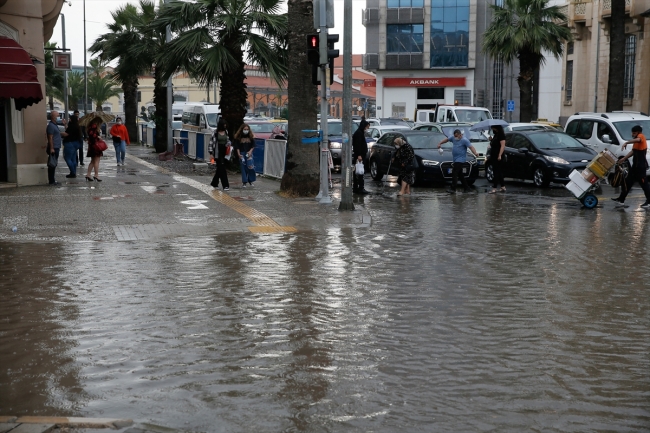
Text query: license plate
447 168 452 174
447 168 468 174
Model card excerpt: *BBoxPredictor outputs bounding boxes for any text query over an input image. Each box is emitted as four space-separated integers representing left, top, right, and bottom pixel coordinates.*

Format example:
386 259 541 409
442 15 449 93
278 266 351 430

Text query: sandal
489 189 497 194
499 187 506 192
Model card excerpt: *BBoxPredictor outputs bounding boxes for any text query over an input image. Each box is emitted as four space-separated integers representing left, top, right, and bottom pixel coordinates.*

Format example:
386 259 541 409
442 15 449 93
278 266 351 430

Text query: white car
564 111 650 175
504 122 556 132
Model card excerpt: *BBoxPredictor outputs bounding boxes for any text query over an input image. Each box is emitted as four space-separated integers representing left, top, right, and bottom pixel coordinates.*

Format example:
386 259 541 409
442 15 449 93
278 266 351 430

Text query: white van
415 106 492 125
181 103 221 133
172 102 189 121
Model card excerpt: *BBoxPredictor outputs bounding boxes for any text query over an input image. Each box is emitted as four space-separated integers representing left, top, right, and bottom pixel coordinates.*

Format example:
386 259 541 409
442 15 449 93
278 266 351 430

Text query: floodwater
1 184 649 432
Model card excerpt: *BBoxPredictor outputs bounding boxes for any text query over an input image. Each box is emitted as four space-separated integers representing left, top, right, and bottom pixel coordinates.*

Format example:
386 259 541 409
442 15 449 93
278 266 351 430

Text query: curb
0 416 133 430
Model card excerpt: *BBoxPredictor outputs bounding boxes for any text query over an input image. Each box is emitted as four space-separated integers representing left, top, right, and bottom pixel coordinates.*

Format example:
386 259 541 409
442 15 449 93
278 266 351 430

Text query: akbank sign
383 77 466 87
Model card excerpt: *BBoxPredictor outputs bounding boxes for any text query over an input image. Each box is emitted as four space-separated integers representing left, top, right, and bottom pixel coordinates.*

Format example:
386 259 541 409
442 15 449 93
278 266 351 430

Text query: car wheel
485 163 495 183
370 159 384 181
533 167 550 187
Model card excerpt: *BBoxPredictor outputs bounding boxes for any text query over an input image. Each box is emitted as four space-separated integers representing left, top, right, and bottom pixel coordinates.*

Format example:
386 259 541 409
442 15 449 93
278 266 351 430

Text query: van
415 105 492 125
172 102 188 121
181 103 221 133
564 111 650 175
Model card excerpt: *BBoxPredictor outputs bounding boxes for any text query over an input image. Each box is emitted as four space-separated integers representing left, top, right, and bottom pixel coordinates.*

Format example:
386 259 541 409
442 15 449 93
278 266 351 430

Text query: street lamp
83 0 88 114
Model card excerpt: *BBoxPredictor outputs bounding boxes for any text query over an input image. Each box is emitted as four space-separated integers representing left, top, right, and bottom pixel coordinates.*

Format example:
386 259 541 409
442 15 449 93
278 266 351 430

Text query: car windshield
455 109 492 123
440 126 487 142
402 132 447 149
613 120 650 140
528 132 585 149
248 122 275 133
206 113 219 128
327 122 343 136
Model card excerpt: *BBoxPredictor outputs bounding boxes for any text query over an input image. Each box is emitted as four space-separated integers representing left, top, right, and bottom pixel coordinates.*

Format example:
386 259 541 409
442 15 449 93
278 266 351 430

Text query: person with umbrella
85 117 104 182
470 119 509 193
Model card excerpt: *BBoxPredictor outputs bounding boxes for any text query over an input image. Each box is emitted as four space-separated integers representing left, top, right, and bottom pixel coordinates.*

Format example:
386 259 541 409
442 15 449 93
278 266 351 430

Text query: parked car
368 130 479 185
564 111 650 175
413 123 490 169
246 121 276 139
504 122 553 132
485 130 597 187
367 118 411 128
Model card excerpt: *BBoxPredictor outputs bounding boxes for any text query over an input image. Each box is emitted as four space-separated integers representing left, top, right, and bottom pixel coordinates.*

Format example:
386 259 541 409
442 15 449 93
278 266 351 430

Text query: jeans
47 148 60 184
240 156 256 184
450 162 470 191
114 140 126 164
63 143 77 176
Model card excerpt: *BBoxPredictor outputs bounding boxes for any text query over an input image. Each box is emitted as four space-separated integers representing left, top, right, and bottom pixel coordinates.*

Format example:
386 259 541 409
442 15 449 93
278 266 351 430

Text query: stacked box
587 159 608 178
602 149 617 166
569 169 593 191
581 168 598 184
565 180 586 198
595 151 616 171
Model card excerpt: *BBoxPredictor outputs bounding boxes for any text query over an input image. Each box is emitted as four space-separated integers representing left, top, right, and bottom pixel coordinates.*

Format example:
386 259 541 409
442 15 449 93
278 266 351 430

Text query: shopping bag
247 155 254 170
95 139 108 152
355 161 365 175
47 153 58 168
224 144 232 161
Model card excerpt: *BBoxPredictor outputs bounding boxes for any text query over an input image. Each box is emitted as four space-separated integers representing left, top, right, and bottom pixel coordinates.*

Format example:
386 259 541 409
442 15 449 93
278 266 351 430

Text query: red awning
0 36 43 110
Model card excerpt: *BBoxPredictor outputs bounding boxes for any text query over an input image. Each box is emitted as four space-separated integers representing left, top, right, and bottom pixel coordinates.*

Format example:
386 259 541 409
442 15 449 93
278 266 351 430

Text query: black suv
485 130 597 187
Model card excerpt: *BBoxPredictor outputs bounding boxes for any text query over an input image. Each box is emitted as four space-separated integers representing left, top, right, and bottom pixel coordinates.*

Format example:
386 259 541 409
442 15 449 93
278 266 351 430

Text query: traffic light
307 34 319 65
326 34 339 61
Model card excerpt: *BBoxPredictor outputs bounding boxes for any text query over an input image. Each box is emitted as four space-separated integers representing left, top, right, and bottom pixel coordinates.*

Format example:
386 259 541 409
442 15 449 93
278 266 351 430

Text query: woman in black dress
85 119 103 182
208 119 230 191
393 137 415 196
489 125 506 193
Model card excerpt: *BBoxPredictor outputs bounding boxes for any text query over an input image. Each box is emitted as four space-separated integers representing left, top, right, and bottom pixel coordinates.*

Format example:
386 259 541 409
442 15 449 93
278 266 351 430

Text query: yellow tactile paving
127 153 297 233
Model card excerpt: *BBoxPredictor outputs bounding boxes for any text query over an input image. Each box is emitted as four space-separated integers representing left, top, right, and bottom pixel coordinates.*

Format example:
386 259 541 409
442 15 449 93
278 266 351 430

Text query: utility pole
165 0 173 152
316 0 331 204
338 0 353 210
61 13 69 121
83 0 88 114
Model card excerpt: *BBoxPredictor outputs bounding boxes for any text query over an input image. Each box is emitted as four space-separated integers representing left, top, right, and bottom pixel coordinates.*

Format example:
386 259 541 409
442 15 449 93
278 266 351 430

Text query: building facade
558 0 650 124
1 0 64 186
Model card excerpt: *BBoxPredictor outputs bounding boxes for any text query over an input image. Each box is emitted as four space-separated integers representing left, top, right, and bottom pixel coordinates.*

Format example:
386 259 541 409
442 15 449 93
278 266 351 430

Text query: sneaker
249 182 254 187
611 197 621 202
117 163 121 166
242 184 247 188
641 201 650 208
223 187 230 191
65 174 76 178
121 162 126 166
615 201 626 207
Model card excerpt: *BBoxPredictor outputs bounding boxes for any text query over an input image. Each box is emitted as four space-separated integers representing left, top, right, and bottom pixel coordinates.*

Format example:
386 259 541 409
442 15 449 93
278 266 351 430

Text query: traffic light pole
338 0 354 210
316 0 331 204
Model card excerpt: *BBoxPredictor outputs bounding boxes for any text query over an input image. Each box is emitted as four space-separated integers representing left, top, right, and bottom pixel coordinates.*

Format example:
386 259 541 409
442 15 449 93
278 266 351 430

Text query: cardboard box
565 180 586 198
569 170 593 191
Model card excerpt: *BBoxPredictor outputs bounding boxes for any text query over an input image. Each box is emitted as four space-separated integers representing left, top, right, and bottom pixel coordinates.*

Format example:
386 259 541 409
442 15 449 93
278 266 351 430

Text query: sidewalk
0 145 370 242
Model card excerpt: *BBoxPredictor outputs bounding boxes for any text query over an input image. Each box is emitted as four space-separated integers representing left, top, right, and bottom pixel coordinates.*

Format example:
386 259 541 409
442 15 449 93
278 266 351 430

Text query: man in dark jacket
352 120 370 194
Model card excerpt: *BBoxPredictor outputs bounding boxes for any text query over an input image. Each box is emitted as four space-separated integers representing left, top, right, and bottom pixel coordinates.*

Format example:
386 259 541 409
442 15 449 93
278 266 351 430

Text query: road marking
126 153 297 233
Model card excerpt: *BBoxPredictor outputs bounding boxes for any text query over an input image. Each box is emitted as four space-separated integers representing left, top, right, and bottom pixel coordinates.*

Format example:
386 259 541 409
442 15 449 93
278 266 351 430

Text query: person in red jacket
109 117 130 166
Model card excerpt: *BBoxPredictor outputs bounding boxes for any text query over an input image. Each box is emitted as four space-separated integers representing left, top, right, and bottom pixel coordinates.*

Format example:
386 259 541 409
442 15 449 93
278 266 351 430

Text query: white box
569 170 593 191
565 180 586 198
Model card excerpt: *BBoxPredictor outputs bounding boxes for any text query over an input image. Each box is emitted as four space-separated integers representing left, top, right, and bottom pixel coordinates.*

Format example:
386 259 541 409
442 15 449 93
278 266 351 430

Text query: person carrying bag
208 119 230 191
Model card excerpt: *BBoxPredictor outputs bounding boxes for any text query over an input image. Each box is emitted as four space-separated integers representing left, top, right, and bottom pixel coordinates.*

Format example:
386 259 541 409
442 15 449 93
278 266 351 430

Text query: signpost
507 100 515 112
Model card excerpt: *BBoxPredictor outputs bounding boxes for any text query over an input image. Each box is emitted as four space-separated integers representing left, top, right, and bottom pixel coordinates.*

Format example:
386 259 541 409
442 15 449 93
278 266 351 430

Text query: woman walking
488 125 506 193
393 137 416 196
208 119 230 191
85 119 103 182
63 114 82 178
234 123 256 187
109 117 130 166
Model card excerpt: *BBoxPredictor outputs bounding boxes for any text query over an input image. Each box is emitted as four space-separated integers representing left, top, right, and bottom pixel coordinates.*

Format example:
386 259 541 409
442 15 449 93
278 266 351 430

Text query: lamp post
83 0 88 114
60 12 69 121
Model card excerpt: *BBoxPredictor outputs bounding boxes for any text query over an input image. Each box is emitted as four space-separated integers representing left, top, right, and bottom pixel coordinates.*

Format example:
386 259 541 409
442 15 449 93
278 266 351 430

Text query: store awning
0 36 43 110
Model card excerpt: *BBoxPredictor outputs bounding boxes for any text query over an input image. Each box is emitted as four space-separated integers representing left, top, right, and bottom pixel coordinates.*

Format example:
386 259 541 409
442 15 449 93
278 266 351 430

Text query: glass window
567 42 574 55
565 60 573 101
596 122 618 144
529 132 585 149
613 120 650 140
624 35 636 100
512 135 530 150
417 88 445 99
387 24 424 53
430 2 469 67
492 58 504 119
577 120 593 140
387 0 400 7
565 120 579 136
387 0 424 7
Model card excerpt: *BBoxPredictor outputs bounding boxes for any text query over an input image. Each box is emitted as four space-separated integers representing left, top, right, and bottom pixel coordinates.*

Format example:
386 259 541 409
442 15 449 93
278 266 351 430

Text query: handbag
246 155 254 170
95 139 108 152
355 161 365 175
47 153 58 168
610 165 627 188
224 144 232 161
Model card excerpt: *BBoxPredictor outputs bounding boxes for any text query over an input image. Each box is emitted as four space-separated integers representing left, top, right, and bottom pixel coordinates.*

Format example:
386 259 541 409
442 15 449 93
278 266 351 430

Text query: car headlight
544 155 569 164
329 142 341 149
421 160 439 166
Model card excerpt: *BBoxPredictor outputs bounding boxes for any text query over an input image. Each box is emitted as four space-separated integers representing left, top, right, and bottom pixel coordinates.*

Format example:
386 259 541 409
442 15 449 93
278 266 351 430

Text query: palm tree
52 70 85 111
153 0 288 138
44 41 64 111
87 73 122 110
90 1 156 147
281 0 319 195
606 1 626 111
483 0 572 122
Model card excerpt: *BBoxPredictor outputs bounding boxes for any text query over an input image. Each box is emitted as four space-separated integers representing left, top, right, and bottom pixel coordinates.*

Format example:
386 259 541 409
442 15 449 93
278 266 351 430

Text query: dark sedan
485 130 597 187
368 130 480 185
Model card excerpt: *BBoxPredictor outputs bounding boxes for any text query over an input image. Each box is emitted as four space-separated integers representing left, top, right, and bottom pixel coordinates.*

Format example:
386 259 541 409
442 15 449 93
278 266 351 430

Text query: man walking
352 119 370 194
46 111 66 185
74 110 85 166
612 125 650 208
438 129 478 193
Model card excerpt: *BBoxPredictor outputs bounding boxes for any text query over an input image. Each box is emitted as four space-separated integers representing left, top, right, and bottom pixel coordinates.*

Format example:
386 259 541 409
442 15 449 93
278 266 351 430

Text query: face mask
243 129 249 134
395 144 401 149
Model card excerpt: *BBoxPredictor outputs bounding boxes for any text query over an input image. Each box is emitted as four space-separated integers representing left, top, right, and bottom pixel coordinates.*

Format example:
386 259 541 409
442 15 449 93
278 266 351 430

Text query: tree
44 41 64 111
90 1 156 146
153 0 288 139
483 0 572 122
281 0 319 195
87 73 121 110
52 70 85 111
606 1 626 111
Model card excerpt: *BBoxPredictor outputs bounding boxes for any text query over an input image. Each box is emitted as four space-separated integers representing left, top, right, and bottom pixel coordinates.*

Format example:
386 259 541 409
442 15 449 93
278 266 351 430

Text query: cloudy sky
49 0 367 68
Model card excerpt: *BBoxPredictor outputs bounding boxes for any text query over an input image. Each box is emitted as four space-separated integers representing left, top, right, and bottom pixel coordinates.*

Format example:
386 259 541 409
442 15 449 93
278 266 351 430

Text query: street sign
507 100 515 112
53 52 71 70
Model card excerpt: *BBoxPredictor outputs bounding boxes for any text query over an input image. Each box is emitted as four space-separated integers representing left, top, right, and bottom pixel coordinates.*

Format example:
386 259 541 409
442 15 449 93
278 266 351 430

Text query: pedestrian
46 110 67 185
208 119 230 191
438 129 478 193
62 114 82 178
352 119 370 194
488 125 507 193
234 123 256 187
612 125 650 208
392 137 416 196
109 116 130 166
74 110 85 166
85 118 103 182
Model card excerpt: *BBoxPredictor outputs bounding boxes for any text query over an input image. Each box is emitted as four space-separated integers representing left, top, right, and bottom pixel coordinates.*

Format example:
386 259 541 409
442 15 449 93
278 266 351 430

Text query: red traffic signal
307 34 319 65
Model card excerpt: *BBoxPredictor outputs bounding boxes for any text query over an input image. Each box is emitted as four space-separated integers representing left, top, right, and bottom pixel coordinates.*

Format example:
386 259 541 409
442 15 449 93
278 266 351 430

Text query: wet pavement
1 147 649 432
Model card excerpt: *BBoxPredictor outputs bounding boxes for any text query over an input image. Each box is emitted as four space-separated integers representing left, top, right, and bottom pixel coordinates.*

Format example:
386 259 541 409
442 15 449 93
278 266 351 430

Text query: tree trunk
606 1 626 112
122 77 138 145
281 0 319 196
48 95 54 111
517 51 538 123
153 68 168 153
219 36 248 139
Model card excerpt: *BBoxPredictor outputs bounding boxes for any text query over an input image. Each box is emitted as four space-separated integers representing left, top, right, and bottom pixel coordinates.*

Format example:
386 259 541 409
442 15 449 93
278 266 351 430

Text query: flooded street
1 179 649 432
